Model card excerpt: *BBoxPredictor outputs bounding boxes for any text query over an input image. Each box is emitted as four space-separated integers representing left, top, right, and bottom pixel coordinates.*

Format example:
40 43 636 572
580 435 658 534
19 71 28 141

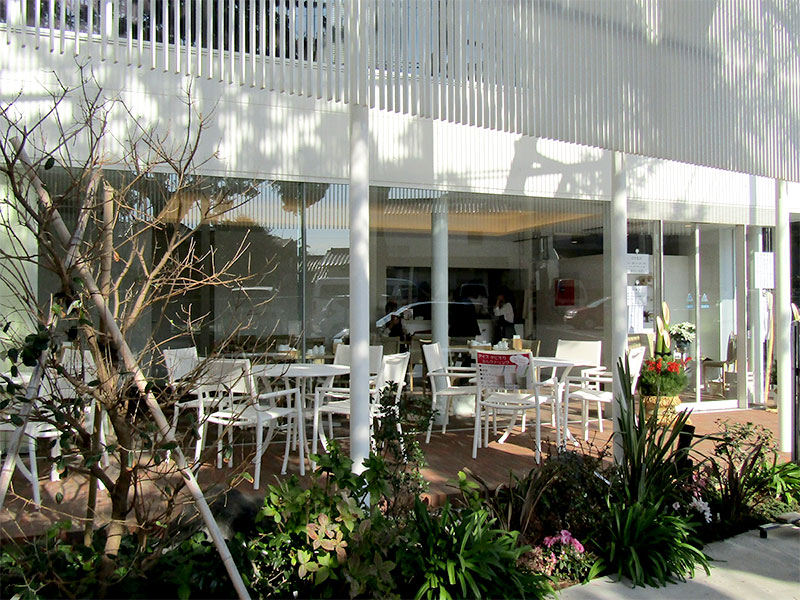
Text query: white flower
689 497 712 523
672 502 681 511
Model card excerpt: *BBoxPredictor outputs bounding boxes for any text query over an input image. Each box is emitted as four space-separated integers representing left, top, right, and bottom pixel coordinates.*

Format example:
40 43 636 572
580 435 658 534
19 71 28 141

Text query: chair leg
535 402 541 464
472 405 482 459
49 438 59 482
216 423 223 469
195 406 206 464
254 422 263 489
597 401 604 433
27 437 41 508
280 417 292 476
425 394 436 444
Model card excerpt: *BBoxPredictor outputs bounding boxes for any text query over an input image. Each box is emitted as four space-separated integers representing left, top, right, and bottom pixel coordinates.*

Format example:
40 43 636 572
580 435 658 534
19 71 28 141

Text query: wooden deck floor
0 403 786 540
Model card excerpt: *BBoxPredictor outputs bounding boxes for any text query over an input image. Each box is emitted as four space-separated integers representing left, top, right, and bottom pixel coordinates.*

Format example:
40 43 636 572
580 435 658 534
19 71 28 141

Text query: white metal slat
359 0 367 105
184 0 192 75
376 0 385 110
260 0 267 88
304 0 312 97
313 0 321 99
162 0 169 70
327 0 336 101
289 0 296 95
73 0 80 56
49 0 55 53
393 0 401 112
207 0 214 78
277 0 285 92
420 0 430 118
149 0 155 69
344 0 351 104
250 0 257 87
88 0 95 53
174 0 180 73
35 0 42 49
399 0 407 113
228 0 235 83
430 0 438 119
454 0 463 125
239 0 245 84
136 0 143 65
410 0 419 116
367 0 376 108
195 0 202 78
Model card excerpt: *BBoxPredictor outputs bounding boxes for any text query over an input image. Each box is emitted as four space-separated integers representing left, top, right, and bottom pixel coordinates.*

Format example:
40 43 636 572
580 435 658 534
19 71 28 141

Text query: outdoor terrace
0 400 784 542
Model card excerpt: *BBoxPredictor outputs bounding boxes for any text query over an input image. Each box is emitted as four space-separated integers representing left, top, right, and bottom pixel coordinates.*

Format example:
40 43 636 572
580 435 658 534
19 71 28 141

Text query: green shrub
614 357 698 506
596 500 709 588
397 498 553 599
703 420 800 533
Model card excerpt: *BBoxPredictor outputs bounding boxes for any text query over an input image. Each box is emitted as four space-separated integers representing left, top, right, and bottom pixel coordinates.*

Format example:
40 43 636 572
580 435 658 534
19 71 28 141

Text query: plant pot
640 395 684 425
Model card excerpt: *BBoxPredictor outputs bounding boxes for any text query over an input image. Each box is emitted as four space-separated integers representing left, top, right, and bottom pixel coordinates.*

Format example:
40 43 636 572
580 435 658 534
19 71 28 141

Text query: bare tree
0 69 275 596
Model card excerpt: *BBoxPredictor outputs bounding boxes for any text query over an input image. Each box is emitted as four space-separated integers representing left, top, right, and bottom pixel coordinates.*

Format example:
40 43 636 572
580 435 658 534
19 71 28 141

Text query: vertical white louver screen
1 0 798 182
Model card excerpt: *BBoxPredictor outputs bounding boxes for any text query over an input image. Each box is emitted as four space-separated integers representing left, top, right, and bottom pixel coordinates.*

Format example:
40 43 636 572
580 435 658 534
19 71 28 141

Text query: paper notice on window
476 352 528 390
626 285 648 307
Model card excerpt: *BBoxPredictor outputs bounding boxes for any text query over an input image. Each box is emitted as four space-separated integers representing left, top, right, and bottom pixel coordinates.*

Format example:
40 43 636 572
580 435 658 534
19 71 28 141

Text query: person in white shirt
493 293 515 341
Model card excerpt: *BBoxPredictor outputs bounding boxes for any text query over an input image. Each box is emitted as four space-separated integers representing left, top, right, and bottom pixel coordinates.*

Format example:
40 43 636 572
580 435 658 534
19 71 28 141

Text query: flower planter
640 395 684 425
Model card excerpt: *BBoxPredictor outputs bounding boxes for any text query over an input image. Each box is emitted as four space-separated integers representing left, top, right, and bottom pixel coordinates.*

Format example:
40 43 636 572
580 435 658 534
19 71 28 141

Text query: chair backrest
476 350 533 395
422 343 446 373
334 344 384 375
555 339 602 366
203 358 254 405
725 334 737 364
521 339 541 355
627 346 648 394
163 347 200 385
376 352 411 387
55 348 97 398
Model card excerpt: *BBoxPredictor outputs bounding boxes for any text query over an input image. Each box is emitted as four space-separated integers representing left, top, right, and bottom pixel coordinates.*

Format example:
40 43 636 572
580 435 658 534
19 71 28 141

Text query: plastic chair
163 347 201 386
206 385 305 488
702 334 736 394
473 350 548 463
566 346 647 440
422 342 476 442
312 352 410 462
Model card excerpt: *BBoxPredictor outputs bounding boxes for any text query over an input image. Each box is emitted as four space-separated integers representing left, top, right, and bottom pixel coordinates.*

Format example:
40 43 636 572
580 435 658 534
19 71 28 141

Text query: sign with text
753 252 774 289
476 352 530 390
626 253 651 274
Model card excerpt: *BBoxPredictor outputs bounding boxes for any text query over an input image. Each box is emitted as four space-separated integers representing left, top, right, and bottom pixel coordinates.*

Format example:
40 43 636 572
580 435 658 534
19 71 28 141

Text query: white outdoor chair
565 346 647 440
163 347 201 387
56 348 109 468
172 357 253 463
206 384 305 488
333 343 384 376
312 352 410 463
0 374 61 508
422 342 476 443
473 350 548 463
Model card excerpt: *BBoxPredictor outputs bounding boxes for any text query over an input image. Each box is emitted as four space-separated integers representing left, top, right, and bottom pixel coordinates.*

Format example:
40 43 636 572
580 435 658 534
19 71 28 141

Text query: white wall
0 42 782 226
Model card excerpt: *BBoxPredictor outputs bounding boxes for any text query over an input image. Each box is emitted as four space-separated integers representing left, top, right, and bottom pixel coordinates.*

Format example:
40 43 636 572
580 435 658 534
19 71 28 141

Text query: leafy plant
525 530 600 584
596 500 709 588
397 498 553 600
614 356 698 506
637 355 690 397
668 322 696 349
703 420 800 530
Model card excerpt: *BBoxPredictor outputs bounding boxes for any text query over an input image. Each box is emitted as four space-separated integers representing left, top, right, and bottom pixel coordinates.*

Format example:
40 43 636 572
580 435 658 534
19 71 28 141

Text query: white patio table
250 363 350 408
530 357 588 448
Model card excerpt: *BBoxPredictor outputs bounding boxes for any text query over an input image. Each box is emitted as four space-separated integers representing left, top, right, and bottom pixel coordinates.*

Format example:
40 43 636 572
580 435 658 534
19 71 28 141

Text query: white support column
432 196 449 357
349 103 371 474
735 225 748 408
610 152 628 464
694 225 702 400
747 226 764 405
775 180 792 453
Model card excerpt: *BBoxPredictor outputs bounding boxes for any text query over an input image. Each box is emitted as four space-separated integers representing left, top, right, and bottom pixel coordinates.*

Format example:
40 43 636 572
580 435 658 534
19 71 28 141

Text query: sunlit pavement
559 527 800 600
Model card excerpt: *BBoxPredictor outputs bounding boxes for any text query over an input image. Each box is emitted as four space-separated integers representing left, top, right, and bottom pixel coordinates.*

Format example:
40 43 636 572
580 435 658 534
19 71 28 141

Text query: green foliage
615 357 697 506
397 498 553 600
703 420 800 530
668 322 696 349
596 500 709 588
637 355 690 397
525 530 600 584
458 447 613 546
0 521 101 600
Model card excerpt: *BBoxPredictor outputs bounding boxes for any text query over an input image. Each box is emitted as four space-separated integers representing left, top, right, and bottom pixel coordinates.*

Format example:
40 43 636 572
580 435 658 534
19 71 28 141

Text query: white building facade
1 1 798 455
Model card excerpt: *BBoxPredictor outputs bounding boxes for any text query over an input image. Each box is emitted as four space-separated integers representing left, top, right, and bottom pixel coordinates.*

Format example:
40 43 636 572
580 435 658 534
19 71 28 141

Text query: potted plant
639 303 691 423
668 322 696 357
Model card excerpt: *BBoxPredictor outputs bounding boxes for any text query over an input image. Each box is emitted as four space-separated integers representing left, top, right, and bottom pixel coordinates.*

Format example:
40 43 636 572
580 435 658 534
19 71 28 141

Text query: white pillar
735 225 748 408
747 227 765 405
349 104 370 473
610 152 628 463
694 225 702 400
775 180 792 454
432 196 449 357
